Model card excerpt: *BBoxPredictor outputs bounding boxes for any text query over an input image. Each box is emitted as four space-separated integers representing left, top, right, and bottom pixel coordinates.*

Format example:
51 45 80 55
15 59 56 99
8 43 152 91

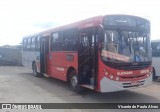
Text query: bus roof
24 14 150 38
24 16 103 38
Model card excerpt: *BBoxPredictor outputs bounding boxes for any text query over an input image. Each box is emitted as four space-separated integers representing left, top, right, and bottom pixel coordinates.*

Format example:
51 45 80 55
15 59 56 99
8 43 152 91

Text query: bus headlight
116 76 119 81
105 71 108 76
110 75 114 79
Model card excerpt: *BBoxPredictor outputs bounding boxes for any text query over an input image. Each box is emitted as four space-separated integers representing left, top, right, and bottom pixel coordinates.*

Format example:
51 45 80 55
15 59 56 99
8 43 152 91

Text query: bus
22 15 152 93
151 40 160 80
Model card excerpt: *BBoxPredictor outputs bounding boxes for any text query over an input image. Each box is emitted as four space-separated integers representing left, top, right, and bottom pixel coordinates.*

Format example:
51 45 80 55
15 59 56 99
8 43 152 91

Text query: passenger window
79 34 89 48
63 29 78 51
35 36 40 50
52 32 63 51
27 38 31 49
31 38 36 50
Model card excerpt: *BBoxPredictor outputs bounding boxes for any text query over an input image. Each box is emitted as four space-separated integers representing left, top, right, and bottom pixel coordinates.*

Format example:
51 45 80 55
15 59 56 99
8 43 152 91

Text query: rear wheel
70 70 83 93
33 63 40 77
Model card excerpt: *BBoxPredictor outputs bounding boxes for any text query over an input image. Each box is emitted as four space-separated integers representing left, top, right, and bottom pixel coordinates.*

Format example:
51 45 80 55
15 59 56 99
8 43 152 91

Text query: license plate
131 81 139 85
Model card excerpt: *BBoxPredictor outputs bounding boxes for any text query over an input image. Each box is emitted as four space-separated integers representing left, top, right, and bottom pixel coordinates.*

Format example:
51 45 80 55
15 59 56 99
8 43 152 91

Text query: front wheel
70 70 83 93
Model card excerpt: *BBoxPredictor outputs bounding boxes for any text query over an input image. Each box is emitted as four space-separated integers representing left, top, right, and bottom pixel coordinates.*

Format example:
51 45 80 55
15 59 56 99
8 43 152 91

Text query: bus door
40 35 49 73
78 27 98 89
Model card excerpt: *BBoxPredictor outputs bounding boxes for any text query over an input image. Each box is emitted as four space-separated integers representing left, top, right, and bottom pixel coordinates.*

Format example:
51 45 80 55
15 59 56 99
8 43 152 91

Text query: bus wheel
33 63 39 77
70 70 83 93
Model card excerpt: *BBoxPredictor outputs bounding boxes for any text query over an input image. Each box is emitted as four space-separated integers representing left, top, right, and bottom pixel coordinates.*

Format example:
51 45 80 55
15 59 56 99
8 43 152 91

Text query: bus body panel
97 52 152 92
100 75 152 92
22 15 152 93
152 57 160 77
22 51 40 71
46 52 78 81
151 40 160 77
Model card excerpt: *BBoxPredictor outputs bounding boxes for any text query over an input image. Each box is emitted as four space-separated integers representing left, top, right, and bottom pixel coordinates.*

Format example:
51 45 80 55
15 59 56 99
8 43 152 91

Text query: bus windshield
101 30 151 63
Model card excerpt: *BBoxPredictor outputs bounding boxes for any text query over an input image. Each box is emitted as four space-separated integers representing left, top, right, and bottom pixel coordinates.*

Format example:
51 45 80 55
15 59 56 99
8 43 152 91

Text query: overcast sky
0 0 159 45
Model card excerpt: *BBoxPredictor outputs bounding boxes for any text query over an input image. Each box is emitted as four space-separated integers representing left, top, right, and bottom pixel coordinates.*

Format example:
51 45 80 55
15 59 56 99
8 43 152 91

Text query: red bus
22 15 152 93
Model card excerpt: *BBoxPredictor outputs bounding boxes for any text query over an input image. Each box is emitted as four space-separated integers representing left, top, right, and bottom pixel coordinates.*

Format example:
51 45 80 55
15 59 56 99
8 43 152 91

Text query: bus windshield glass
101 30 151 63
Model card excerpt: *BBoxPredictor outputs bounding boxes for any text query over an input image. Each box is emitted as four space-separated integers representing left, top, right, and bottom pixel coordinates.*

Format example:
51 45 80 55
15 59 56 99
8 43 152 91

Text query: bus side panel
22 51 40 70
152 57 160 76
47 52 78 81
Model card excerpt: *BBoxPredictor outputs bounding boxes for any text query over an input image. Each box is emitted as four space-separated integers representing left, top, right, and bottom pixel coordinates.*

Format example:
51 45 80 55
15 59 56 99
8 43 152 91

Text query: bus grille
122 80 145 88
120 74 146 79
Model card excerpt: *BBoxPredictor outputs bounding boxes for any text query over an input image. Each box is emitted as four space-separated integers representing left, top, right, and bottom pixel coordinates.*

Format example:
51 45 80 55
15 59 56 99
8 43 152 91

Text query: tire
33 63 40 77
70 70 83 93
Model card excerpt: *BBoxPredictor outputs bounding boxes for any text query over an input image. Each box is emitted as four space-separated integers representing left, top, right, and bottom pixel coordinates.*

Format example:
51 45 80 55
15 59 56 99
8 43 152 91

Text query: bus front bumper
100 75 152 93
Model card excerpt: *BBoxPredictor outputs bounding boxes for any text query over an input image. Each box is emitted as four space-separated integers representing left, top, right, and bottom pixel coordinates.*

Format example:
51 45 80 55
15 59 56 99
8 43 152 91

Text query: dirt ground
0 66 160 112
